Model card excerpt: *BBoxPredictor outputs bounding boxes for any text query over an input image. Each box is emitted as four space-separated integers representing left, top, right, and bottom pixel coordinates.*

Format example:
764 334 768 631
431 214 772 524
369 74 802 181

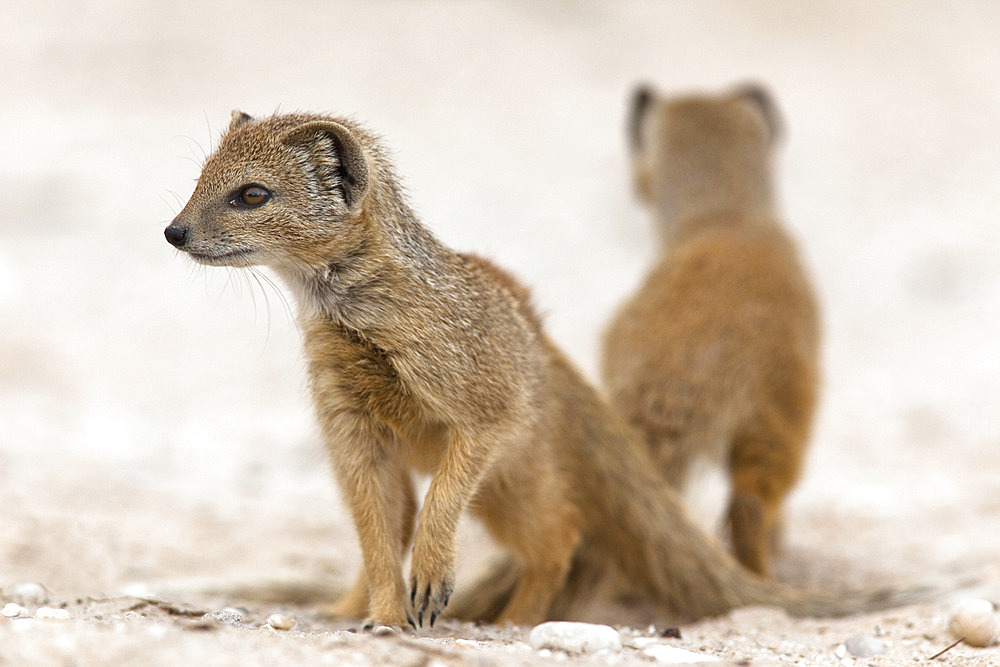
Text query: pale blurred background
2 1 999 599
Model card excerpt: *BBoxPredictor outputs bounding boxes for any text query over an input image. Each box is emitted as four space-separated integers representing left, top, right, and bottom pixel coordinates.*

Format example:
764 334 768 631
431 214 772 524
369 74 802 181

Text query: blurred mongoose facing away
165 110 921 630
603 83 820 577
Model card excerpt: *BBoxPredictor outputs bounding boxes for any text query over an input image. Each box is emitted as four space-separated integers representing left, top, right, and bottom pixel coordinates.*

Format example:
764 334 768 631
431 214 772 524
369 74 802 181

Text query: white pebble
372 624 398 636
529 621 622 654
948 598 997 647
643 644 720 663
629 637 660 649
845 633 885 658
36 607 70 621
3 603 27 618
266 613 295 631
8 582 48 606
202 608 244 627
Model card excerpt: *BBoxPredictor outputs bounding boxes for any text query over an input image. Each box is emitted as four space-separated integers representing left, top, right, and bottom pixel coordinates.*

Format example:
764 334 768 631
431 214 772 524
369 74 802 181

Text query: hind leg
448 541 611 624
726 420 804 578
472 464 582 626
445 556 520 623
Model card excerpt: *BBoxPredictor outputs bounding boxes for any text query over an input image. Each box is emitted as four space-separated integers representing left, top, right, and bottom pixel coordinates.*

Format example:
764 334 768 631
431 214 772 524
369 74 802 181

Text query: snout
164 222 188 248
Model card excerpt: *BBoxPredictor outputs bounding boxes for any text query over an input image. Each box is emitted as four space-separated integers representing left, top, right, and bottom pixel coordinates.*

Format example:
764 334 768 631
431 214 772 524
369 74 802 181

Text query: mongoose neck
277 199 452 336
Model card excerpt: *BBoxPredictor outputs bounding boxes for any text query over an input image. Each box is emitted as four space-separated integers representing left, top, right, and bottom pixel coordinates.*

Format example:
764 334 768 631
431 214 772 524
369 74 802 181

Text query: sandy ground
2 1 1000 664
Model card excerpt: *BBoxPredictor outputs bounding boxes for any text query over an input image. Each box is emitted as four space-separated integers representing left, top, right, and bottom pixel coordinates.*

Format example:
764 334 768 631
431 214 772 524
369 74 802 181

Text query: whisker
243 269 261 326
247 268 273 342
175 134 208 165
203 111 215 155
159 191 181 217
253 269 295 325
181 155 203 170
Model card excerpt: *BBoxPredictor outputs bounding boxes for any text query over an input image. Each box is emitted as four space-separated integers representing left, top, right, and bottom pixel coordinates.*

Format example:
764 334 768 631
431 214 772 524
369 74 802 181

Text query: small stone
948 598 997 647
35 606 70 621
7 582 49 606
266 613 295 631
202 608 244 627
529 621 622 654
643 644 720 663
834 644 847 658
845 633 885 658
371 624 395 637
629 637 660 649
3 603 26 617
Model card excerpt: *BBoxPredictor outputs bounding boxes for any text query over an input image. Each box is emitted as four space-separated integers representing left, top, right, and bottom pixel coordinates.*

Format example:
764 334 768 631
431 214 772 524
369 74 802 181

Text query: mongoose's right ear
280 121 370 211
732 83 783 143
229 110 253 132
627 84 656 152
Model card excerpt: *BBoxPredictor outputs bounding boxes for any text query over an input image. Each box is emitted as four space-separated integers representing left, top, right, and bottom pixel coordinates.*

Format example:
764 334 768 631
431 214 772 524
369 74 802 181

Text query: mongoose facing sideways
165 110 923 629
603 83 819 577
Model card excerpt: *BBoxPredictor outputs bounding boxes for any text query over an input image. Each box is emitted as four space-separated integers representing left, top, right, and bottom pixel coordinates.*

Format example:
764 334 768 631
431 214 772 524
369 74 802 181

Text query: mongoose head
627 82 781 230
165 111 374 276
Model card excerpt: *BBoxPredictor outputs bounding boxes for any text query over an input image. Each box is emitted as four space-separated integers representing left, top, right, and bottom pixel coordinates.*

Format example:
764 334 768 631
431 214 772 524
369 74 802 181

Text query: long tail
450 348 954 624
553 350 778 621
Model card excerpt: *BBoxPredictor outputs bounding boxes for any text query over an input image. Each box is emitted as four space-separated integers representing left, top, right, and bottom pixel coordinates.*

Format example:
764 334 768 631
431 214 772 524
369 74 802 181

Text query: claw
417 609 423 627
407 616 417 630
430 610 438 627
362 623 374 632
410 585 416 606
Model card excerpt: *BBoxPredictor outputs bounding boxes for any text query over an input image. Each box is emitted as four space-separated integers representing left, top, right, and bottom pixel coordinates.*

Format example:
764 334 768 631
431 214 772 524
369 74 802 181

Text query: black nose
164 224 188 247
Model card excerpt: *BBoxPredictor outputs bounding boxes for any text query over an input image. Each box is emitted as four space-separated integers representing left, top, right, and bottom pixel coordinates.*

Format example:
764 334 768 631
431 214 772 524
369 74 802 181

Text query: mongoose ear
280 120 370 211
627 84 656 152
229 110 253 132
732 83 783 142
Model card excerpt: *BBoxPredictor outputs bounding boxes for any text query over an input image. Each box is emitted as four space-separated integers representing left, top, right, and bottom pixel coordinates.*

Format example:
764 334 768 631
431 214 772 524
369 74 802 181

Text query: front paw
409 559 455 627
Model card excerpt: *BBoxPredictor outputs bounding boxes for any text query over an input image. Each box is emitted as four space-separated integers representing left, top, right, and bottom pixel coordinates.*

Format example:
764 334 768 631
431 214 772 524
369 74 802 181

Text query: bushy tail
551 351 777 620
449 348 955 624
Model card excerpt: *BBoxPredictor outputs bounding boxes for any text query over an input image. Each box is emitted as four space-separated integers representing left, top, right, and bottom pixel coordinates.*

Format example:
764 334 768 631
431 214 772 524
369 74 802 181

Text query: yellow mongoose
602 83 819 578
166 111 924 629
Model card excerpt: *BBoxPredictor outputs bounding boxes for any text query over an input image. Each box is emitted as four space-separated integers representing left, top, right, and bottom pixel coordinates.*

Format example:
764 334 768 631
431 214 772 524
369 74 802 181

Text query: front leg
328 417 415 630
410 427 492 626
327 464 418 621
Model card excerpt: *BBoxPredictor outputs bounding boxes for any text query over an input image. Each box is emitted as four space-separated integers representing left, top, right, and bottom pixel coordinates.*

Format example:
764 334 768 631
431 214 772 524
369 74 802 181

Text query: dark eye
232 185 271 208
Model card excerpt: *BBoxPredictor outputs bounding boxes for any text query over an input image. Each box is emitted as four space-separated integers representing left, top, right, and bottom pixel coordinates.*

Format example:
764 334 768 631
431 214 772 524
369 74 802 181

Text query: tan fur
166 110 933 630
603 83 820 577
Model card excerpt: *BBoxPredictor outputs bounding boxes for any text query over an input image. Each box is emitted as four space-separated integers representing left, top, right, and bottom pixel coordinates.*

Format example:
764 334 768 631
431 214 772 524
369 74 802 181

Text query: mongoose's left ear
732 83 783 142
627 84 656 152
280 121 370 211
229 110 253 132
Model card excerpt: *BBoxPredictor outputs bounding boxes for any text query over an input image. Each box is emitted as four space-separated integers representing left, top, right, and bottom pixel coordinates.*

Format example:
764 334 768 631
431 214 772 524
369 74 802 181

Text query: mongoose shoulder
603 83 820 577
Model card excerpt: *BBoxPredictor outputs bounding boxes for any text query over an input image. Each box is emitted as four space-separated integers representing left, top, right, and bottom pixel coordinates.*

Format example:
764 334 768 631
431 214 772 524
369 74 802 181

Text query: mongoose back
166 110 927 629
602 83 820 577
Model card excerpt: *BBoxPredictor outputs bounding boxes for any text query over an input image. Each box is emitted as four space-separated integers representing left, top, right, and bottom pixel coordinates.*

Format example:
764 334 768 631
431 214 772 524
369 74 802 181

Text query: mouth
185 248 257 266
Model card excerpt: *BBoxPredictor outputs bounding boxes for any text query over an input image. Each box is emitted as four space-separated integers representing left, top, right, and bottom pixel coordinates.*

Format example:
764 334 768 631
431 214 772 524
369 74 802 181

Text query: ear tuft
628 84 656 152
280 120 371 211
732 83 782 142
229 110 253 132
